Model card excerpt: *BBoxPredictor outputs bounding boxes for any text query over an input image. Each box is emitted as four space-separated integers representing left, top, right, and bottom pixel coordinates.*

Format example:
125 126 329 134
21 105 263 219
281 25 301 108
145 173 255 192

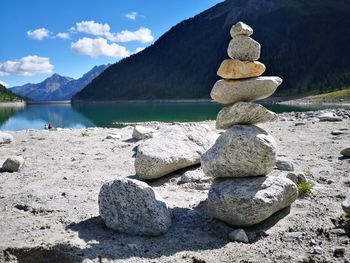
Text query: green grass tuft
297 181 313 198
80 131 89 137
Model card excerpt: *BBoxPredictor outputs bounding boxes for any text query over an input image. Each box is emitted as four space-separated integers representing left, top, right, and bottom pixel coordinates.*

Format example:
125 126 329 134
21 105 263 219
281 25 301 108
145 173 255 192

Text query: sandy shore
0 113 349 262
0 101 25 108
278 98 350 107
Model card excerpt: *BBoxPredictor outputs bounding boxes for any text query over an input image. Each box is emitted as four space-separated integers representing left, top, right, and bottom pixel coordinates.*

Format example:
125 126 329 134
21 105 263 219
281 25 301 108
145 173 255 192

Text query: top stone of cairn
230 21 253 37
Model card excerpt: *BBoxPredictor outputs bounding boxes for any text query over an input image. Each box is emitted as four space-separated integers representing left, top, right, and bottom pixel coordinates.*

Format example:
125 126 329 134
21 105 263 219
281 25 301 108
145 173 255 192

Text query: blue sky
0 0 222 87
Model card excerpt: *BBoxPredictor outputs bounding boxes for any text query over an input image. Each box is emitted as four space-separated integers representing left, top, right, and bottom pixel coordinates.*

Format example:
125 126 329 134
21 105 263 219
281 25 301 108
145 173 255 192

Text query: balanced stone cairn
200 21 298 227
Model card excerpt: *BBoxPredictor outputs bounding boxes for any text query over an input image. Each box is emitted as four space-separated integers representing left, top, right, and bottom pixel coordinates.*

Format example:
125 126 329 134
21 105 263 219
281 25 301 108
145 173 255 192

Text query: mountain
73 0 350 101
0 84 21 102
11 65 108 101
11 74 73 101
48 64 109 100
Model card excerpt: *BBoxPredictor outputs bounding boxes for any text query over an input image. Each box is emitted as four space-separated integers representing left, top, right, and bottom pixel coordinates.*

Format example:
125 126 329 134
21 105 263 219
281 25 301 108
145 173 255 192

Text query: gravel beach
0 110 349 263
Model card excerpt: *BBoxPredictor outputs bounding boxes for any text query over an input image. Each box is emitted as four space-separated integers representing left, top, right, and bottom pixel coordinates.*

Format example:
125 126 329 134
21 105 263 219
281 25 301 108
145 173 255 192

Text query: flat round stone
216 102 277 129
208 176 298 227
210 76 282 104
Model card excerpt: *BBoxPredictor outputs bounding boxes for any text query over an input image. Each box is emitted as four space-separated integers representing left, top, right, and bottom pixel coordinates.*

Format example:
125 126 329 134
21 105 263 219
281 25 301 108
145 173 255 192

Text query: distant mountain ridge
73 0 350 101
11 64 108 101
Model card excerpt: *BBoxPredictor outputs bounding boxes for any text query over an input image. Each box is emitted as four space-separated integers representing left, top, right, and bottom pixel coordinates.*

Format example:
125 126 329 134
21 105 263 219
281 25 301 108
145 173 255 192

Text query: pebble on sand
2 156 24 172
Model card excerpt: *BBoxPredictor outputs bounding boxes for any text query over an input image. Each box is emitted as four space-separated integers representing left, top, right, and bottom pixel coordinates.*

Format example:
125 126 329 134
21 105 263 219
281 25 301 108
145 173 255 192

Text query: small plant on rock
297 181 313 197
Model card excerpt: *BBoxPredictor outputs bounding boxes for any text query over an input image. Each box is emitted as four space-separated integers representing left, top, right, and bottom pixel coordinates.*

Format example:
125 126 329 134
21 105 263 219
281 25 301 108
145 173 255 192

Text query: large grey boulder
98 178 172 236
132 125 156 140
2 156 24 172
208 176 298 227
216 102 277 129
201 125 277 178
135 124 218 179
227 35 260 61
230 21 253 37
228 229 249 243
0 132 13 144
210 77 282 105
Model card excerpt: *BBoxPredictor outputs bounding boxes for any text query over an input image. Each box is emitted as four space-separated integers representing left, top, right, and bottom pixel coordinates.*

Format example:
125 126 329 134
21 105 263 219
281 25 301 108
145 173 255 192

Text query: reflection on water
0 104 94 131
0 106 24 127
73 102 223 127
0 102 347 131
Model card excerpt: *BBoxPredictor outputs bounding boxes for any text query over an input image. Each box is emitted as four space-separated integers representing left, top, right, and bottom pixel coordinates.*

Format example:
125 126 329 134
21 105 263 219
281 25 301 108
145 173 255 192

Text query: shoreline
278 98 350 107
1 109 349 133
0 101 25 107
3 97 350 107
71 99 213 104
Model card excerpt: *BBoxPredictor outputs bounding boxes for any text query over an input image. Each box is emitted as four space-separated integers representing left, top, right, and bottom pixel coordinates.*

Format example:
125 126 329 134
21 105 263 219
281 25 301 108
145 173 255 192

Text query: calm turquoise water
0 102 346 131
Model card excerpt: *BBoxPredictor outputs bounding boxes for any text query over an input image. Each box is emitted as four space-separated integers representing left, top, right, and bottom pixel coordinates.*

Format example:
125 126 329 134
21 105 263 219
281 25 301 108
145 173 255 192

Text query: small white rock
132 125 155 140
276 158 294 171
312 246 324 255
228 229 249 243
105 134 122 140
0 132 13 144
318 112 342 122
180 169 207 183
230 21 253 37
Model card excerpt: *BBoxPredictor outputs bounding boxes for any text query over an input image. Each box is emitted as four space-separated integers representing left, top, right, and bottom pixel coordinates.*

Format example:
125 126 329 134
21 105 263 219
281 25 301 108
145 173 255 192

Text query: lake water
0 102 347 131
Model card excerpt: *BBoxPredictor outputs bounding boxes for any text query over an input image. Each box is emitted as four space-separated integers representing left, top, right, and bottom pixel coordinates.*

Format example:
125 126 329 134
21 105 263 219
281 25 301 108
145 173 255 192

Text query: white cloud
74 20 154 43
56 32 70 39
0 80 8 88
0 56 54 76
76 21 110 36
125 12 138 20
27 28 50 40
108 27 154 43
135 47 145 53
71 37 130 58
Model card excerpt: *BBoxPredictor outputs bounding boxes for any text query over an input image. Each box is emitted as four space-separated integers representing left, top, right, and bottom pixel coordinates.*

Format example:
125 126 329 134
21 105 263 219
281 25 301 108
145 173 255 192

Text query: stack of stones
200 21 298 227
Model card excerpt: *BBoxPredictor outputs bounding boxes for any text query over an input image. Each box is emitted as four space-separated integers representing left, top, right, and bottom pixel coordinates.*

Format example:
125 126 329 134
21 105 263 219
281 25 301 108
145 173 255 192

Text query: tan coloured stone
217 59 265 79
210 77 282 104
